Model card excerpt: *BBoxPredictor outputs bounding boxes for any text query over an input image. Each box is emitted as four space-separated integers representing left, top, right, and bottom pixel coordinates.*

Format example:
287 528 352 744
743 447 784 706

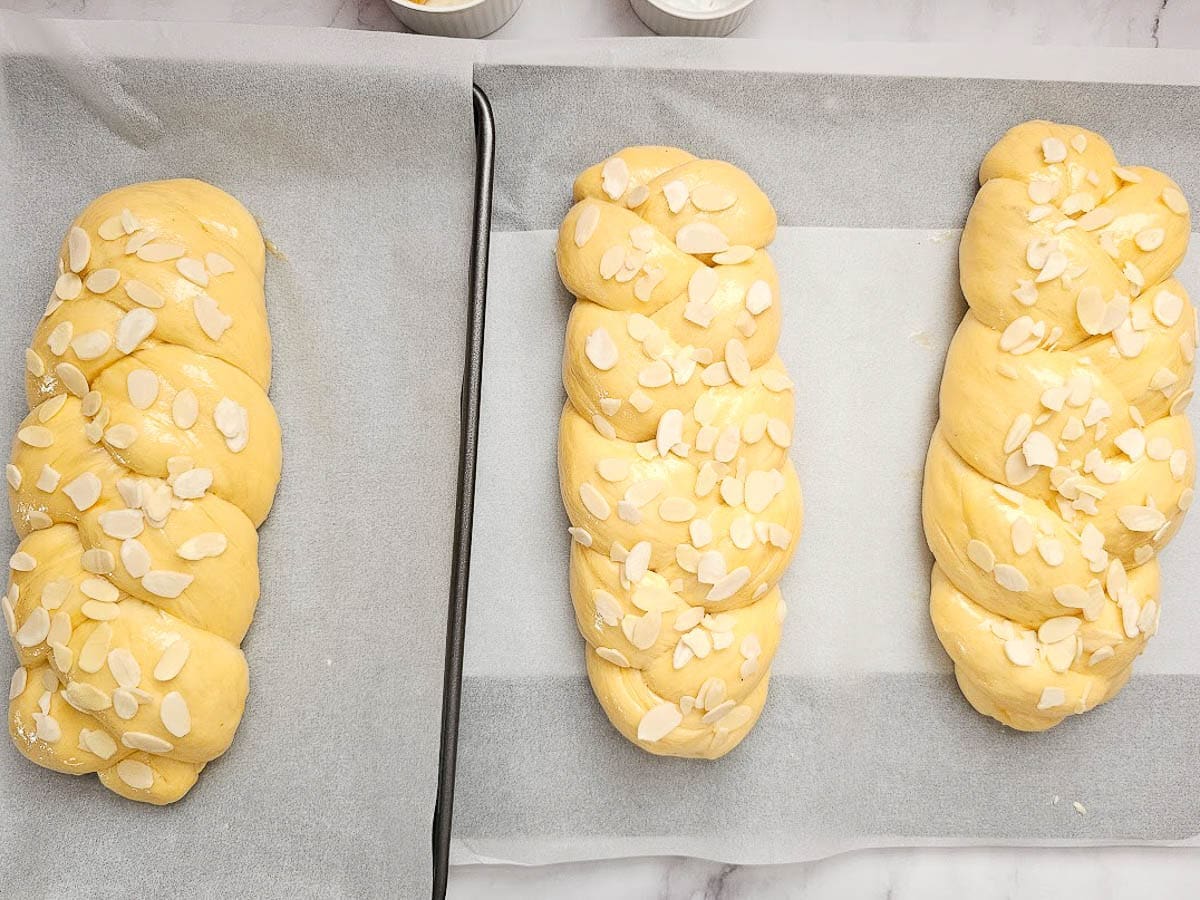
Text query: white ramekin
629 0 757 37
385 0 523 38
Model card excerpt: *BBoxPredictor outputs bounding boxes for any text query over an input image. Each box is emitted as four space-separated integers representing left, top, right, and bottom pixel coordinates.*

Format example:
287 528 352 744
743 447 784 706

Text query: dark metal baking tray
431 83 494 900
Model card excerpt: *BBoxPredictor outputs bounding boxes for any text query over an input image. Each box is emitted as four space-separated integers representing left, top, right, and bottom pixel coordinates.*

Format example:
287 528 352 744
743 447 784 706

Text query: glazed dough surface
924 121 1195 730
556 147 802 758
5 179 281 802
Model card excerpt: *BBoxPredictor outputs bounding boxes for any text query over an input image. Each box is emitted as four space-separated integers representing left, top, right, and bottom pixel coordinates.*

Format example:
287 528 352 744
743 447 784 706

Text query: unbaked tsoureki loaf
5 180 281 803
556 147 802 758
924 121 1195 731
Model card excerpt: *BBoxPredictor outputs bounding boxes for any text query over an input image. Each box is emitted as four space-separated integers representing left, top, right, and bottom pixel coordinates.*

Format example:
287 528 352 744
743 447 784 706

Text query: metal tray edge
431 83 495 900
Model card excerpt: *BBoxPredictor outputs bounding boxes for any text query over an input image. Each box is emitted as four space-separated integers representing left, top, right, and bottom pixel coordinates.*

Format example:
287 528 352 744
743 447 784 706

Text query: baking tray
432 83 494 900
0 15 479 899
451 42 1200 867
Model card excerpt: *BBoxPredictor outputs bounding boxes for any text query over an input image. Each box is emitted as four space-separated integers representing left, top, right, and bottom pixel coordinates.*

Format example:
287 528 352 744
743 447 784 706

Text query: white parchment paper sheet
452 47 1200 865
0 14 474 898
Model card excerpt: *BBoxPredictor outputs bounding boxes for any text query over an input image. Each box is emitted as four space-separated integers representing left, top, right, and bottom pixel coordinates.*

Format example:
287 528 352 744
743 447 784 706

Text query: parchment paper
452 48 1200 865
0 14 474 897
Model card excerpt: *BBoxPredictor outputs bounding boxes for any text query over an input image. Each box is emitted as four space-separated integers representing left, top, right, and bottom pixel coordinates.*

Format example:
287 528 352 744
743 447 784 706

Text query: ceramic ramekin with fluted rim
385 0 522 38
629 0 757 37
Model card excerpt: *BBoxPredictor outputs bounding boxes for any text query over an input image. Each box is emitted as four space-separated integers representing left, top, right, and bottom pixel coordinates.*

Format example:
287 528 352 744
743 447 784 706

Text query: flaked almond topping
120 538 152 579
1060 192 1095 215
107 647 142 689
1113 319 1146 358
662 180 688 214
1037 687 1066 710
638 360 672 388
122 731 173 754
713 245 754 265
595 647 630 667
1034 251 1068 283
194 293 233 341
1028 179 1059 204
160 691 191 737
142 570 194 599
115 308 157 355
584 328 618 371
98 216 125 240
176 257 209 286
56 362 89 397
8 667 28 701
655 409 683 458
71 330 112 361
1075 286 1127 336
1012 280 1037 306
745 280 772 316
105 423 138 449
80 576 119 602
1161 187 1188 215
1135 227 1165 252
999 316 1044 354
124 279 165 308
65 680 111 712
54 271 82 301
637 702 682 742
675 222 729 255
1038 616 1081 644
725 339 751 386
967 539 995 572
1169 449 1188 480
1153 289 1184 327
1117 504 1166 532
84 268 120 294
81 548 115 575
1041 137 1067 163
993 563 1029 593
126 368 159 410
34 395 66 426
1010 518 1034 556
116 759 155 789
579 482 611 521
67 226 91 272
1022 431 1057 468
690 183 737 212
47 321 73 357
659 496 696 523
137 241 186 263
1076 206 1115 231
600 156 630 200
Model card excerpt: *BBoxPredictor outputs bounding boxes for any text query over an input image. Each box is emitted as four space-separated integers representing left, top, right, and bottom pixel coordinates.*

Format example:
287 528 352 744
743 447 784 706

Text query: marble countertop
0 0 1195 47
4 0 1198 896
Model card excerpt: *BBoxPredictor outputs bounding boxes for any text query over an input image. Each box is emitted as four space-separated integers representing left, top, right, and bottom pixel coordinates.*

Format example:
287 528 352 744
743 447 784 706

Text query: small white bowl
385 0 522 38
629 0 757 37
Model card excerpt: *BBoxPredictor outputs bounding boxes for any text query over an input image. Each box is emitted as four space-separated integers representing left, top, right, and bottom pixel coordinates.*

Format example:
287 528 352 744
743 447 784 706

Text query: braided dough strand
924 121 1195 730
6 180 281 802
557 147 801 758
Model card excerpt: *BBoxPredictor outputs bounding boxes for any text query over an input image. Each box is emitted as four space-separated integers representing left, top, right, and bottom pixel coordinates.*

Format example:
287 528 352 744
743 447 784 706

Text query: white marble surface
0 0 1196 47
5 0 1199 897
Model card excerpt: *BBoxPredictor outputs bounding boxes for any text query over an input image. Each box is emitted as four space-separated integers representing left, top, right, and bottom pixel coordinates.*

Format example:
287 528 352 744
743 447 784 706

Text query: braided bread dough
924 121 1195 731
5 180 281 802
557 147 801 758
